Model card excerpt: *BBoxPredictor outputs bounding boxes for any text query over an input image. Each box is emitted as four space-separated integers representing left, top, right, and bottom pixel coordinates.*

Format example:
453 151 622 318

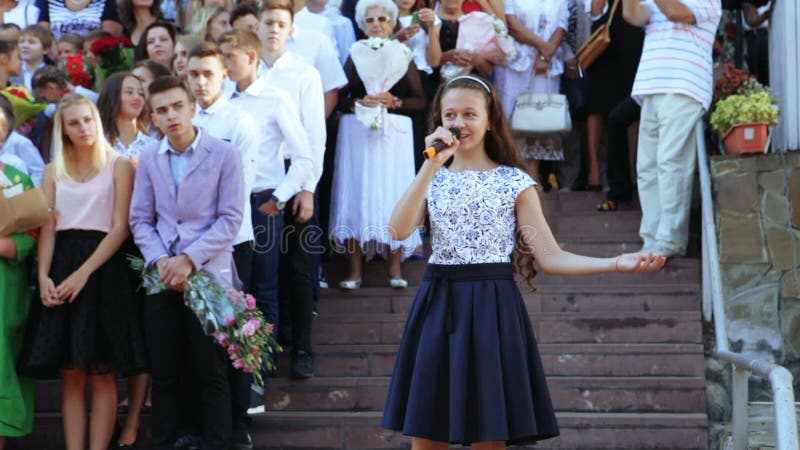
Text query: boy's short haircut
58 33 85 49
0 23 21 33
32 65 71 90
259 0 294 21
230 1 260 25
188 41 224 65
218 29 262 56
148 75 195 104
0 40 17 55
21 25 53 49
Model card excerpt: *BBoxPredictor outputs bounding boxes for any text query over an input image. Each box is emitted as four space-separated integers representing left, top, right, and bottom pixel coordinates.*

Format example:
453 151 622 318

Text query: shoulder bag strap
604 0 622 39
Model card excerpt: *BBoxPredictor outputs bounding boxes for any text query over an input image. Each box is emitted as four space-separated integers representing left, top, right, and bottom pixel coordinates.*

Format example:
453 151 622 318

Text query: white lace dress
426 165 537 265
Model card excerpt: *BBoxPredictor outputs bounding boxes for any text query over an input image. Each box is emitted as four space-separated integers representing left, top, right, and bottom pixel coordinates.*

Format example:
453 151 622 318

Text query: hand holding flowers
129 256 280 386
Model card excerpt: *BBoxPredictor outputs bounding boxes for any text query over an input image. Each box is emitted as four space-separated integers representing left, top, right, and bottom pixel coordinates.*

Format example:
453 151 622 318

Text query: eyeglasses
364 15 390 24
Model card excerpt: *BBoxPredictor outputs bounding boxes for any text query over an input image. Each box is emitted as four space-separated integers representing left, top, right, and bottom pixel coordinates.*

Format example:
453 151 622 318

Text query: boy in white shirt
299 0 355 65
185 41 261 450
219 28 315 379
12 25 50 90
257 0 329 379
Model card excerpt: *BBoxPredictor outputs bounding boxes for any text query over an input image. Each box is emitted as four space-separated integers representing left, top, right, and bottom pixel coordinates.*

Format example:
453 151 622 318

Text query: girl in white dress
495 0 569 176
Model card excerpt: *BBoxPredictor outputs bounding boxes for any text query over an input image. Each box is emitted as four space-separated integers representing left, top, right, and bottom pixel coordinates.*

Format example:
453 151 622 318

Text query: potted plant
709 91 779 154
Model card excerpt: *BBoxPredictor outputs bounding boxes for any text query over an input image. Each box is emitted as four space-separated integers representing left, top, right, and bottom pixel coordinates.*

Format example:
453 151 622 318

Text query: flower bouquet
0 86 48 137
440 12 516 80
128 256 280 386
350 37 413 130
62 53 94 89
91 36 135 91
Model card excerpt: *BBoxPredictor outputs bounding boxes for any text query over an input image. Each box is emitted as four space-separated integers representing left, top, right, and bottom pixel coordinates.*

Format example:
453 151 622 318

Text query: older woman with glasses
329 0 427 290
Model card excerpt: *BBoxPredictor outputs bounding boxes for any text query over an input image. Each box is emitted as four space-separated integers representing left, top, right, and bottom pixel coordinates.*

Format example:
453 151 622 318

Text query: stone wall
711 151 800 384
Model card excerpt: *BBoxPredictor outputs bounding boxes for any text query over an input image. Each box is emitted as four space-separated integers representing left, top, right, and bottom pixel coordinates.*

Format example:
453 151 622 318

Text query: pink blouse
55 153 120 233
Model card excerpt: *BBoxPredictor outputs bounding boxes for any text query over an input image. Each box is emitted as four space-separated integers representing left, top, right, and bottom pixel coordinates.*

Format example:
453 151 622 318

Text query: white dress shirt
1 131 44 185
287 28 348 92
321 6 357 65
228 77 313 202
194 96 260 245
295 7 337 54
261 52 326 193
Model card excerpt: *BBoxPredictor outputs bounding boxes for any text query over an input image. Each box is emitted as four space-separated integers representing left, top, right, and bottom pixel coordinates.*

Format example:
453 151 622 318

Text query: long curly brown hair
428 75 538 289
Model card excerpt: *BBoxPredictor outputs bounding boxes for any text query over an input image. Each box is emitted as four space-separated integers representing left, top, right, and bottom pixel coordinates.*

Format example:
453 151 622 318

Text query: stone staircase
14 191 709 450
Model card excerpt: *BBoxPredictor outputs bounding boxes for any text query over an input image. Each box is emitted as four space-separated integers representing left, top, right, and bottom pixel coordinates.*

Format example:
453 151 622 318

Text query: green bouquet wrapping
128 256 280 386
91 36 135 91
0 86 48 128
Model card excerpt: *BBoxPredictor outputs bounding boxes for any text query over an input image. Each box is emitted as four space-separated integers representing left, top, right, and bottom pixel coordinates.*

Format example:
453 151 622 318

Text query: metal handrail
696 121 799 450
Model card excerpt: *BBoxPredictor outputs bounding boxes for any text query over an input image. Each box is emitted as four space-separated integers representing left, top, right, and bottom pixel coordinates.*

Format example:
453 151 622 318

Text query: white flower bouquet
350 37 413 129
441 12 517 80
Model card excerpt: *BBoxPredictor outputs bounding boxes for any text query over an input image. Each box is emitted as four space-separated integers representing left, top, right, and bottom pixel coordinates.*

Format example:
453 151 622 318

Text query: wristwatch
270 194 286 211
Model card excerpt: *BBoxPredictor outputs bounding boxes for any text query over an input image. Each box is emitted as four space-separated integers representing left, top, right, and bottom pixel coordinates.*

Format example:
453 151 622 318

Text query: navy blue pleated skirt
382 263 559 445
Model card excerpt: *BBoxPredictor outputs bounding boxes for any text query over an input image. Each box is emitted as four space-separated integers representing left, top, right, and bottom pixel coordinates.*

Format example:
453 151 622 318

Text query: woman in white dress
330 0 426 290
495 0 568 181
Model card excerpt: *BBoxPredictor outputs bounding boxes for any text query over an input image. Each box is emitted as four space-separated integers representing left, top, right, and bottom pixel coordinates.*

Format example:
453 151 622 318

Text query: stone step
318 284 701 315
247 411 708 449
259 376 706 414
30 375 707 416
13 410 709 450
269 343 705 378
307 311 702 346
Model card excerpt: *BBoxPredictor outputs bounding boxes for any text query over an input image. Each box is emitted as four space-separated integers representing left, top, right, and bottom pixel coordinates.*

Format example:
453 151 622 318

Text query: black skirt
20 230 148 378
382 263 559 445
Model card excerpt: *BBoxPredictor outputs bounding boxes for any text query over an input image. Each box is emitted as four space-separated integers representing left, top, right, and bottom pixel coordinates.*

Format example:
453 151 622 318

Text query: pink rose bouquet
128 256 280 386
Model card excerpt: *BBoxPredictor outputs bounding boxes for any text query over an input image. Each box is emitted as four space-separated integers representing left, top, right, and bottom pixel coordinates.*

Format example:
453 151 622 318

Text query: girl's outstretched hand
615 252 667 273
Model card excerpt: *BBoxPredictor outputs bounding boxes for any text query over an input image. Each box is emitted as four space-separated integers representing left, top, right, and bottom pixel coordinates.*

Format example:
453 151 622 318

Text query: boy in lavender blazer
129 77 244 450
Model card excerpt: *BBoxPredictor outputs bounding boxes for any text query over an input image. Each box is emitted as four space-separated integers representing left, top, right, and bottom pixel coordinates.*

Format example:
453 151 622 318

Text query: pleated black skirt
20 230 148 378
382 263 559 445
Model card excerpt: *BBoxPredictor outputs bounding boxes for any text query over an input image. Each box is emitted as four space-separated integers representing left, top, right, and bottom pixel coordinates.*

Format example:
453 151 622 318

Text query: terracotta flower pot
722 122 770 155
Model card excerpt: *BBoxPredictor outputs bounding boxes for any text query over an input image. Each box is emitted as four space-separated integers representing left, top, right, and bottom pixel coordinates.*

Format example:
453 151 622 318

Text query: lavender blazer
129 133 244 286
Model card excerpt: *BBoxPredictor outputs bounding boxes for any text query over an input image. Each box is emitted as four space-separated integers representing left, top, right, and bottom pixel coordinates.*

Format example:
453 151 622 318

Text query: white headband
446 75 492 93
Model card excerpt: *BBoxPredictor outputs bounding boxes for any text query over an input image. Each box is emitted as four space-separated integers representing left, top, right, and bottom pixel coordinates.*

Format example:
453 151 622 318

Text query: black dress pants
230 242 255 429
605 97 641 203
144 291 231 450
279 203 319 355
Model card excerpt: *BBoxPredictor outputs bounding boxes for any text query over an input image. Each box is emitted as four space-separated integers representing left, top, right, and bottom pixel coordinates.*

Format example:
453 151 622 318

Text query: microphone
423 128 461 159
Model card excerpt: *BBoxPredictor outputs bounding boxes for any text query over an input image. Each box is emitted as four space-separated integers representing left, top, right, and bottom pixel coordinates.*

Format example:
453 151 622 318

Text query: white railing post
731 366 749 450
771 367 800 450
696 120 799 450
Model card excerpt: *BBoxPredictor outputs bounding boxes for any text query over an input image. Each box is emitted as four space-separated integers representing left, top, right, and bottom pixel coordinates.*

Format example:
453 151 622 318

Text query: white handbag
510 70 572 135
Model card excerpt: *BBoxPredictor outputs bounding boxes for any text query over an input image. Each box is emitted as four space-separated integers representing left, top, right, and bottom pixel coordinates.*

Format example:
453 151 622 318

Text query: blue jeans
249 191 284 334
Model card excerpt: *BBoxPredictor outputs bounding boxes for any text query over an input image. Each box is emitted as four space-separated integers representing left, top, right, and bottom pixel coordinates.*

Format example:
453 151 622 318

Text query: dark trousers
279 196 322 355
605 97 641 203
230 242 254 429
249 191 284 333
746 29 769 86
144 291 231 450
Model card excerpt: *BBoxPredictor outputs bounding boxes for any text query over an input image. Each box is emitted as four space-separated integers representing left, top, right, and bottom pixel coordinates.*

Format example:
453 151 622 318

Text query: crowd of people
0 0 726 448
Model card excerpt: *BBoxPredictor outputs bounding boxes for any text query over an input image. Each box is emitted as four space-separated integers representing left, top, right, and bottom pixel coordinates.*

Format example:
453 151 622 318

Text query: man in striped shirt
622 0 721 257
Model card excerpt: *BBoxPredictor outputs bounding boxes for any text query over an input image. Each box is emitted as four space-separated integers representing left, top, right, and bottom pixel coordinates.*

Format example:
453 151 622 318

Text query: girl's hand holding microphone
422 126 461 165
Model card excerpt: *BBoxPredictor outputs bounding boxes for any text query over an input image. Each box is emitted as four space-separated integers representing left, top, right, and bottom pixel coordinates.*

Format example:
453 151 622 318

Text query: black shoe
230 429 253 450
290 350 314 379
174 433 202 450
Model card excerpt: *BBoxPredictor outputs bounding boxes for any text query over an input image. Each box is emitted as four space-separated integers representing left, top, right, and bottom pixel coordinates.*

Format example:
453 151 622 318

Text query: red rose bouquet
91 36 135 90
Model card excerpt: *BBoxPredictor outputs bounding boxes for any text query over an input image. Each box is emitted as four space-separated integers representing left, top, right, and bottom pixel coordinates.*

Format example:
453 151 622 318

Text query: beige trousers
636 94 705 254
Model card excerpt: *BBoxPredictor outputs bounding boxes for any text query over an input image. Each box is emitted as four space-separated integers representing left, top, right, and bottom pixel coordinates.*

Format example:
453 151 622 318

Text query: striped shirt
631 0 721 110
36 0 120 39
